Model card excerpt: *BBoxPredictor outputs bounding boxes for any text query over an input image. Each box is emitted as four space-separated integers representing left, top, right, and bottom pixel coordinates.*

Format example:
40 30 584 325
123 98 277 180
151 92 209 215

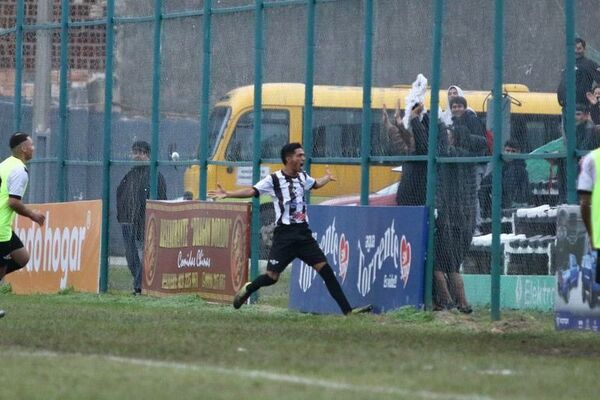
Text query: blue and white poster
554 205 600 332
288 205 428 314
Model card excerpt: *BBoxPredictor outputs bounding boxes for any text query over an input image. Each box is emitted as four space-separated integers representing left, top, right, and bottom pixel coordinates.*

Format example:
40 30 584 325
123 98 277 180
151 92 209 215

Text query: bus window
312 109 358 158
225 110 290 161
312 108 393 158
511 115 561 152
208 107 231 157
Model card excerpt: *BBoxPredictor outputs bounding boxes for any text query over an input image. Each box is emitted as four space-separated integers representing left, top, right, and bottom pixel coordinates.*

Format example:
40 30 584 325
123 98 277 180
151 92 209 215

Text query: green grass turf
1 270 599 400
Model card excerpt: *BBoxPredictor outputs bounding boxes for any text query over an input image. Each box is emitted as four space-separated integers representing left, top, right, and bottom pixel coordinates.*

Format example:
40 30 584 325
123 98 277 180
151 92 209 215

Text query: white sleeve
578 154 595 193
253 174 274 196
7 166 29 198
303 173 316 191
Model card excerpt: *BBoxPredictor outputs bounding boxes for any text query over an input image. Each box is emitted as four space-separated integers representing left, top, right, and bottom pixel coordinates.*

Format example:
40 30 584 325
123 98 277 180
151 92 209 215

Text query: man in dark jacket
450 95 489 234
116 141 167 294
433 96 488 313
557 104 598 203
557 38 600 109
479 139 530 217
383 102 428 206
586 84 600 125
386 96 486 312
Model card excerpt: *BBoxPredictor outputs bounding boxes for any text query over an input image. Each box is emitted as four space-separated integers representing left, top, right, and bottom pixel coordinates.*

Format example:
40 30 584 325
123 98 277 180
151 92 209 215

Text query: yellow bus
184 83 562 200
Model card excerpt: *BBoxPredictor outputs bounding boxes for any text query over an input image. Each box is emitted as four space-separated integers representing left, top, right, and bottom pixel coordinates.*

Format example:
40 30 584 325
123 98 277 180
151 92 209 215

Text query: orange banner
5 200 102 294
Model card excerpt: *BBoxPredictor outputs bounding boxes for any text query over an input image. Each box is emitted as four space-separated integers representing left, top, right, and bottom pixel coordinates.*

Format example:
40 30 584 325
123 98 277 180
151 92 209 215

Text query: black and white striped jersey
253 170 316 225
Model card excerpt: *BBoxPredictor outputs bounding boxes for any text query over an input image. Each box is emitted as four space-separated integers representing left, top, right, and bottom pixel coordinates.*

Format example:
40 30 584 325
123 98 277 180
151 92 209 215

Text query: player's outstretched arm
208 183 256 199
313 166 337 189
8 197 45 226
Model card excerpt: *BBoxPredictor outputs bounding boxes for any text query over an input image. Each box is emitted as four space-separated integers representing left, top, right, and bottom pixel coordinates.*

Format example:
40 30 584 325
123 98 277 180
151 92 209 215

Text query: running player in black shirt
209 143 371 315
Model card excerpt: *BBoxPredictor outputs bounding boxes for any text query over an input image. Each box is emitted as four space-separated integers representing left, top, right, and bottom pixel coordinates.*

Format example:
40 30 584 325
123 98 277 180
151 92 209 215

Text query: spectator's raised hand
382 104 390 124
395 99 402 126
411 102 424 119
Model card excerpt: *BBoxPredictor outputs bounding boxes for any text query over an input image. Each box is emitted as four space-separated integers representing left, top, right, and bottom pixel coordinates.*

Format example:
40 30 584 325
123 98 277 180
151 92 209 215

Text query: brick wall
0 0 106 71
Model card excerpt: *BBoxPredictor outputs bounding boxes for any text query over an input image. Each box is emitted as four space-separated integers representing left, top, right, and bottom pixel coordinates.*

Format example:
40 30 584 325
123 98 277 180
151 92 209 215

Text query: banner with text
289 205 428 314
143 201 250 303
554 205 600 332
5 200 102 294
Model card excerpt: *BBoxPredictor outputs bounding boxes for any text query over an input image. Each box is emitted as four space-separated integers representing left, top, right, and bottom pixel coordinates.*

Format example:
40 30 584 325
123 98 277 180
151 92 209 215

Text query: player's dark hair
281 142 303 165
9 132 30 149
575 37 586 48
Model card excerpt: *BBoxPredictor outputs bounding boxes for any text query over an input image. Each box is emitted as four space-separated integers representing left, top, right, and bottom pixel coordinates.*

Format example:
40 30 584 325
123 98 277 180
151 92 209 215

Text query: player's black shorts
266 223 327 273
0 231 24 258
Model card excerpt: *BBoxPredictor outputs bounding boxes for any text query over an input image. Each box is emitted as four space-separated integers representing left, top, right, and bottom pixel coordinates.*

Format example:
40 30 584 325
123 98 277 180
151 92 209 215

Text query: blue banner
288 205 428 314
554 205 600 332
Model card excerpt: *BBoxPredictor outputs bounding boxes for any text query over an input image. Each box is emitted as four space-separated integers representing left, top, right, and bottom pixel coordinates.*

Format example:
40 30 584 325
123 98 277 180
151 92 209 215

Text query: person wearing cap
116 141 167 295
0 132 46 319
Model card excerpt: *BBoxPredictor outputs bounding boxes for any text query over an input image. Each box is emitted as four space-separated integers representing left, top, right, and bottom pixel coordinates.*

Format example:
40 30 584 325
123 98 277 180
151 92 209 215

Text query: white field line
7 348 494 400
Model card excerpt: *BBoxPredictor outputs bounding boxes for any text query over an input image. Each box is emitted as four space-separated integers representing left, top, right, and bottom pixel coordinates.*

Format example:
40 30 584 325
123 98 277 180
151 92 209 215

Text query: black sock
246 274 277 295
4 259 24 274
318 263 352 314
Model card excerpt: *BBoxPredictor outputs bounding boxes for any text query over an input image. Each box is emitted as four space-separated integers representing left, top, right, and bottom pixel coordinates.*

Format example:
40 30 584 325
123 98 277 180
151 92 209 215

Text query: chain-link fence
0 0 593 317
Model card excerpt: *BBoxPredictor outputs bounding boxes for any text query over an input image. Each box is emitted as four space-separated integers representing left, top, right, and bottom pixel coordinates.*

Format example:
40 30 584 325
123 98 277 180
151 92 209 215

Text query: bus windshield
208 107 231 158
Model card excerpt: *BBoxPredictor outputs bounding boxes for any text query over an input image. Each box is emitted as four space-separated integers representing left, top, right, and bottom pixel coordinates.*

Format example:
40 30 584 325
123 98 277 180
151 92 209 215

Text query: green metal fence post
198 0 212 201
251 0 264 286
150 0 163 200
303 0 315 181
565 0 576 205
13 0 24 132
100 0 116 293
359 0 373 206
57 0 70 202
424 0 444 310
490 0 505 321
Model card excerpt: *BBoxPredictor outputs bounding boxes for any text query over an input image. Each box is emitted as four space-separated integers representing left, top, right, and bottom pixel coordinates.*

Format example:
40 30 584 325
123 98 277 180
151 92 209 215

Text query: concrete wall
115 0 600 116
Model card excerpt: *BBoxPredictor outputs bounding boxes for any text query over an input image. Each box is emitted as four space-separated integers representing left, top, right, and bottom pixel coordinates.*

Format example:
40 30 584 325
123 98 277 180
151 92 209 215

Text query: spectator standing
557 38 600 111
585 84 600 125
116 141 167 295
556 104 597 203
386 96 485 312
433 96 488 313
450 96 489 235
440 85 475 127
383 102 428 206
479 139 530 219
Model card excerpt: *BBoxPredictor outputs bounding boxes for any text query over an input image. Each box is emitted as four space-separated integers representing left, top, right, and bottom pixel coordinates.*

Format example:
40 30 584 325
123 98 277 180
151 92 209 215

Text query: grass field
1 266 599 400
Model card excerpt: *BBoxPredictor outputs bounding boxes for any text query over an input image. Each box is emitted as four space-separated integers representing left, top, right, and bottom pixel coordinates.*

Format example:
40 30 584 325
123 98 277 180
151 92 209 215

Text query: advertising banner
289 205 428 314
464 275 555 311
5 200 102 294
143 201 250 303
554 205 600 332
